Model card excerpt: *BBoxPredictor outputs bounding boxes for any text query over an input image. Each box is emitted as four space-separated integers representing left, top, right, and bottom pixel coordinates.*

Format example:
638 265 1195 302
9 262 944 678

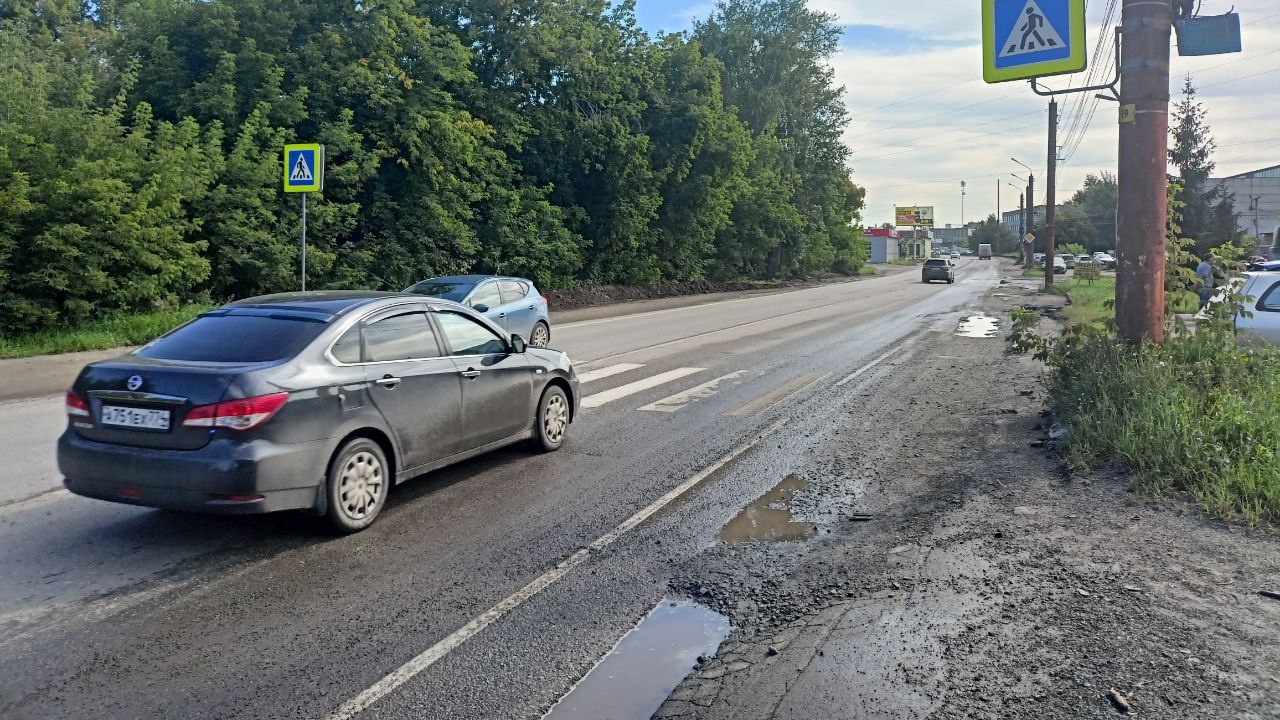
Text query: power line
854 109 1045 158
1200 65 1280 90
847 77 978 117
852 89 1029 139
1244 10 1280 26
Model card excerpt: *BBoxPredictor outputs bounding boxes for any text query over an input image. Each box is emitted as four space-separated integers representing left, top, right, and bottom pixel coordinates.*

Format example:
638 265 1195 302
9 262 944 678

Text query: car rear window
136 313 326 363
404 281 474 302
925 259 948 266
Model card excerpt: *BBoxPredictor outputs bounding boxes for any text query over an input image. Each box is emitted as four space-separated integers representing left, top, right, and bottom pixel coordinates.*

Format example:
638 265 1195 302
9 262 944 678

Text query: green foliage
1047 326 1280 525
1169 75 1242 253
0 304 210 359
1060 172 1116 252
0 0 866 335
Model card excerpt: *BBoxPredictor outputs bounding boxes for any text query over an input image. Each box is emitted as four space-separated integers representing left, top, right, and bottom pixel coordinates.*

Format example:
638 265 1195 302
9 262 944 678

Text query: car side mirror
511 334 527 353
473 303 490 313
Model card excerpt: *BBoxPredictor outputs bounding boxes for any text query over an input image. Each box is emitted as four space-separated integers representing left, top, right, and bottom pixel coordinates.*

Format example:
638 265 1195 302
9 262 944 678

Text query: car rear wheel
534 385 569 452
325 438 388 533
530 321 550 348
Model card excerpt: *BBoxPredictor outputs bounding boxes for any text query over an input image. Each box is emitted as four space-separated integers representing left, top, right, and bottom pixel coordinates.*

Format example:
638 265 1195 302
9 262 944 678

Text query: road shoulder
655 287 1280 719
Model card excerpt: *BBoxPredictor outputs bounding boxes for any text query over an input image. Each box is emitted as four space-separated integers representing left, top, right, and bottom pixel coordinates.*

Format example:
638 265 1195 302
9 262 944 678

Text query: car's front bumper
58 431 328 514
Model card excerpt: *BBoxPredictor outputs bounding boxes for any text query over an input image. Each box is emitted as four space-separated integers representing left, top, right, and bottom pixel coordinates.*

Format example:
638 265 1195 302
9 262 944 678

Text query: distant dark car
406 275 551 348
58 292 579 532
922 258 955 284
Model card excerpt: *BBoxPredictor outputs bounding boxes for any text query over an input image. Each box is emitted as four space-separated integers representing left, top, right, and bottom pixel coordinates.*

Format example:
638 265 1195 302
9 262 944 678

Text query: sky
631 0 1280 229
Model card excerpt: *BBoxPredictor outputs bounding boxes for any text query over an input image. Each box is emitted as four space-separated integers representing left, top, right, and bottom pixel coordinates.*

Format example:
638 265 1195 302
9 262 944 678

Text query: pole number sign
982 0 1086 83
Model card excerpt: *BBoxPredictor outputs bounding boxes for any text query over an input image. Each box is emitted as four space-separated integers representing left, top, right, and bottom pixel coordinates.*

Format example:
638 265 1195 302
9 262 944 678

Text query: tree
1169 75 1239 253
1065 172 1117 252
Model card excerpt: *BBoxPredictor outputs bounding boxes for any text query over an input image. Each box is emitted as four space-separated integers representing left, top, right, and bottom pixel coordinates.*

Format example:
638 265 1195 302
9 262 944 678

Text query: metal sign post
283 143 324 291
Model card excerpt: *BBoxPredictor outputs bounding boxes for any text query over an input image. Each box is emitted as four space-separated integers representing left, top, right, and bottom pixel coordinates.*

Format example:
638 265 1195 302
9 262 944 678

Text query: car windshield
404 281 475 302
136 313 327 363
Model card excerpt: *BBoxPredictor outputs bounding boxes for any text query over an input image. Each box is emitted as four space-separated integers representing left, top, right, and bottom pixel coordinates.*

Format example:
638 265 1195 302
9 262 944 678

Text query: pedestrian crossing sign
283 143 323 193
983 0 1086 83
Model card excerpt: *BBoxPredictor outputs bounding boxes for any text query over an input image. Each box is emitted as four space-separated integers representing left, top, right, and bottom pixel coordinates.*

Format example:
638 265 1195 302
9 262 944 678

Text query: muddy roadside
656 285 1280 719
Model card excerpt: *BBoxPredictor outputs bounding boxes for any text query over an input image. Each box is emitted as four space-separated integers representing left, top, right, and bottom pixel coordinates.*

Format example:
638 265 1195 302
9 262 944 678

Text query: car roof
224 291 412 319
413 274 532 285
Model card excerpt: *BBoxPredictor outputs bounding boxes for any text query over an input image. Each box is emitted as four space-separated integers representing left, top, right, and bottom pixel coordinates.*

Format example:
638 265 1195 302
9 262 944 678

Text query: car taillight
65 390 90 417
540 294 548 306
183 392 289 431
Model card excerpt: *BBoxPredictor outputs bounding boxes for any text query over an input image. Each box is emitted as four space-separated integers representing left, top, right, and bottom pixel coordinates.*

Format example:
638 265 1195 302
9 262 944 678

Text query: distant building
1208 164 1280 252
866 228 899 264
932 224 972 247
1001 205 1050 239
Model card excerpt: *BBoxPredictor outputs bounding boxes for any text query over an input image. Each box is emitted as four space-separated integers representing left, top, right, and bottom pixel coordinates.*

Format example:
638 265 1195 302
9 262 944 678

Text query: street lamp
960 180 966 229
1011 157 1034 175
1011 173 1026 183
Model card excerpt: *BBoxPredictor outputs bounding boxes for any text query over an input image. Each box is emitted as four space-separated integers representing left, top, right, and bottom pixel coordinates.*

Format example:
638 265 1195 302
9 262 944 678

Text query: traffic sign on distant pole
283 143 324 291
982 0 1087 84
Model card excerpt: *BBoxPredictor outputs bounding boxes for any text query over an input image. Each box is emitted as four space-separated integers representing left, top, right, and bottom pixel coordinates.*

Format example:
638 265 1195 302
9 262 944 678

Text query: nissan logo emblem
127 375 143 391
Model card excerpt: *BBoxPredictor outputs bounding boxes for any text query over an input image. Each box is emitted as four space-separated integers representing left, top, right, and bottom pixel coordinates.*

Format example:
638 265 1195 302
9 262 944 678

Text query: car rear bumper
58 431 328 514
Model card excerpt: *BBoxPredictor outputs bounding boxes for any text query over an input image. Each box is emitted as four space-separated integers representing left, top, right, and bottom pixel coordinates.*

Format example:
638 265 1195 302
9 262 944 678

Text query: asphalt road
0 259 1003 720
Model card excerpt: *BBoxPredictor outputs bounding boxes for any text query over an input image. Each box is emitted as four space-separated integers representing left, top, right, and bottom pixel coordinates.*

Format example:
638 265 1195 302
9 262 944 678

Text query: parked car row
59 275 576 533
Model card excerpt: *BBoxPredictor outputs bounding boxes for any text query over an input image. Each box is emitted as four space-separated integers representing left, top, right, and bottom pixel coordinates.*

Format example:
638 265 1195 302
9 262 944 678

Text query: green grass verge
1051 327 1280 525
0 305 210 359
1060 276 1198 328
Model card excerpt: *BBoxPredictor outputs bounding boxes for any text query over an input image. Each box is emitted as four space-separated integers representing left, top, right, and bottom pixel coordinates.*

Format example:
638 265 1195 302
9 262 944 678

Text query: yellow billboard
895 206 934 227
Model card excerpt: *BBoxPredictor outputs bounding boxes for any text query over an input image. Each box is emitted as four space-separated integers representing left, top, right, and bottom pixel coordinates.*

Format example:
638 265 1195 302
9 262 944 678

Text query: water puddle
955 314 999 338
718 474 816 544
543 599 730 720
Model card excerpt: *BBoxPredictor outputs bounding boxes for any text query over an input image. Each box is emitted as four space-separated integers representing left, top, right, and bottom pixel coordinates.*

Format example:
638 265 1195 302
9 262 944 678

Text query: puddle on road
718 474 816 544
955 314 999 338
543 599 730 720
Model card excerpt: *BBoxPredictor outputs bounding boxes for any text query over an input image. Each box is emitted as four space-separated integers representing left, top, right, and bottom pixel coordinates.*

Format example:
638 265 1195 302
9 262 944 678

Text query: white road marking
575 363 645 384
835 335 921 387
638 371 747 413
580 368 705 408
322 418 790 720
725 372 830 417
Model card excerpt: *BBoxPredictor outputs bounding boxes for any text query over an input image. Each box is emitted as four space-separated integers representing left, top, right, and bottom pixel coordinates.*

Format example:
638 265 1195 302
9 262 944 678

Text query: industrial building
1209 164 1280 251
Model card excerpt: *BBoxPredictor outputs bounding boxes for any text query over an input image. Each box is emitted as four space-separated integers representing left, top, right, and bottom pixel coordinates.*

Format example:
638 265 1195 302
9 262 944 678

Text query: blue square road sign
983 0 1086 83
283 143 323 193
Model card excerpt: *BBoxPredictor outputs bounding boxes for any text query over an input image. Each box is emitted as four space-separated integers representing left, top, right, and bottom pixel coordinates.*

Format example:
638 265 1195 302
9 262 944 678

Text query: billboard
895 206 935 227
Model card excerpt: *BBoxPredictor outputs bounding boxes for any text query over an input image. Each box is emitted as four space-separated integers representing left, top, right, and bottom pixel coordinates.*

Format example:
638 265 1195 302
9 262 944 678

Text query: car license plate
100 405 171 431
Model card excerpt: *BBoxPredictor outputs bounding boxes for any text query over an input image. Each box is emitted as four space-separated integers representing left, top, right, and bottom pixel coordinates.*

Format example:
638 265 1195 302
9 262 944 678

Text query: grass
858 264 877 275
890 258 921 266
1060 276 1199 328
1049 326 1280 525
0 305 210 359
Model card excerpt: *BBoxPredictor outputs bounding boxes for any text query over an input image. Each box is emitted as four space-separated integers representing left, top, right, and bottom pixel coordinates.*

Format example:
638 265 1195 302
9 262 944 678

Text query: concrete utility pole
1044 99 1058 288
1115 0 1173 344
1024 174 1034 267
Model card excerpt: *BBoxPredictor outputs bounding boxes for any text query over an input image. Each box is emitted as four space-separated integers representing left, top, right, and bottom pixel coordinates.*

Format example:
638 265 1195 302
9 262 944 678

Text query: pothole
955 314 999 338
542 598 730 720
718 474 817 544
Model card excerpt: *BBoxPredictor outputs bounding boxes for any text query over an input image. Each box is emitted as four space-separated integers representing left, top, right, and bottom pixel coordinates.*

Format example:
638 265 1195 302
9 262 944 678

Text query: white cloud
834 0 1280 227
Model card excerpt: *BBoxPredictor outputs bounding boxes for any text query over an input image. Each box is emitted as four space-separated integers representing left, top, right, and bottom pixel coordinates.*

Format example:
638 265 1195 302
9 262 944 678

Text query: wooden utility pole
1115 0 1172 343
1045 99 1058 288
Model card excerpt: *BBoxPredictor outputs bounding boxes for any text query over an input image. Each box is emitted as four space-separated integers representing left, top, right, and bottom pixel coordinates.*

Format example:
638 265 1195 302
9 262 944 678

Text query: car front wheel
325 437 388 533
534 385 569 452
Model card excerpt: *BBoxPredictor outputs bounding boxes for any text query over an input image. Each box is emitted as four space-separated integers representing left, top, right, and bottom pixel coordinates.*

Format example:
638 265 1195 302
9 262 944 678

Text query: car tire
530 321 550 348
534 385 569 452
325 437 389 533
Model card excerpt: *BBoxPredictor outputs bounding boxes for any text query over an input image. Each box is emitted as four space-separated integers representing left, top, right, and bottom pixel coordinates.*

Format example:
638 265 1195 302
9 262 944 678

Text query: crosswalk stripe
576 363 645 384
581 368 705 408
638 371 747 413
726 372 829 417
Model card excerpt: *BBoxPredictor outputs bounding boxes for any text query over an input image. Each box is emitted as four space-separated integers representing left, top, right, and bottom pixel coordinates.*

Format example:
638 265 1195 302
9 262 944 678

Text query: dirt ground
656 285 1280 719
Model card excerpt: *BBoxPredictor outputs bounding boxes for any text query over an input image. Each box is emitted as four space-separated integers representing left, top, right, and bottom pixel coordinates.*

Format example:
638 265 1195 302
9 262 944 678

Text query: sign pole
301 193 308 292
1044 98 1057 289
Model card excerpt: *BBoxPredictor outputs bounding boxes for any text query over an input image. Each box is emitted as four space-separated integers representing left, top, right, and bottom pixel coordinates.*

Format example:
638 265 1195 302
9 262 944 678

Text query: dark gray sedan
921 258 955 284
58 292 580 532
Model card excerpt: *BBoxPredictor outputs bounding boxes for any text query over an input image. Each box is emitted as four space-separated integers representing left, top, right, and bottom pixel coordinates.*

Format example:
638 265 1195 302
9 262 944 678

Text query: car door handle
459 369 481 380
376 375 401 387
497 312 507 318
